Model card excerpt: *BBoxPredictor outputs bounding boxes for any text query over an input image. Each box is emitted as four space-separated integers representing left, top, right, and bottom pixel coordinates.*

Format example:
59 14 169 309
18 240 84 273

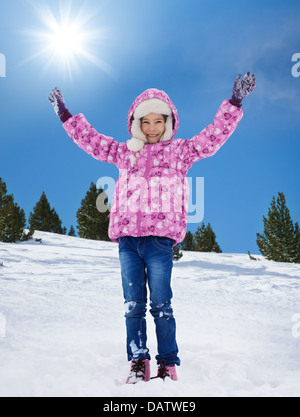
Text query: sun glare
24 1 114 79
48 23 85 59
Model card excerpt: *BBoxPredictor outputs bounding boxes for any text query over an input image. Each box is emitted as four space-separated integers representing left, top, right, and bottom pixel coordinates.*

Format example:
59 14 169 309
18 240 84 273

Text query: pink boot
155 363 178 381
126 358 151 384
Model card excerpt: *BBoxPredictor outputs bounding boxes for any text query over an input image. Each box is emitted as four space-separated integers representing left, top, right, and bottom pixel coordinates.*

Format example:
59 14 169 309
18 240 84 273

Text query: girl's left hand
232 72 256 103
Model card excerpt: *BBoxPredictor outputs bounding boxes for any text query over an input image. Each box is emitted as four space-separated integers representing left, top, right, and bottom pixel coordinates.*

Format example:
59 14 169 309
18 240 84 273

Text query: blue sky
0 0 299 254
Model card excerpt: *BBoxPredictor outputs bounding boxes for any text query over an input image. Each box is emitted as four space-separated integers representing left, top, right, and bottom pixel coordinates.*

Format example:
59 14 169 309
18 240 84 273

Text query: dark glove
48 87 73 122
232 72 256 104
48 87 67 117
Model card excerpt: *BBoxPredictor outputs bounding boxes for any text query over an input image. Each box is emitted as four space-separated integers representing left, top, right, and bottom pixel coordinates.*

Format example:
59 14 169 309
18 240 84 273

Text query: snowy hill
1 231 300 397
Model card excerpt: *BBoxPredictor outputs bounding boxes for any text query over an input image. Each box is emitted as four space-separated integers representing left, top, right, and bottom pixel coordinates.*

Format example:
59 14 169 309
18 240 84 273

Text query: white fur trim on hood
133 98 172 120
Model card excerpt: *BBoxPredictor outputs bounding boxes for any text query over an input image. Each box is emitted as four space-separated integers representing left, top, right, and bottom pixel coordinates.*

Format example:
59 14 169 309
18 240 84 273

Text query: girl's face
141 113 166 144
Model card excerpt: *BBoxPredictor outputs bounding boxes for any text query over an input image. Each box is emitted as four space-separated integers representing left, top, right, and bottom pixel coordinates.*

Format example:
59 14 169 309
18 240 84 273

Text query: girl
49 73 255 384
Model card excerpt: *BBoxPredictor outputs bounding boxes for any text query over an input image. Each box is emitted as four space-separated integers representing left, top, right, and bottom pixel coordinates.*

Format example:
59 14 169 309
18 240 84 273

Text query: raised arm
48 88 129 168
178 73 255 168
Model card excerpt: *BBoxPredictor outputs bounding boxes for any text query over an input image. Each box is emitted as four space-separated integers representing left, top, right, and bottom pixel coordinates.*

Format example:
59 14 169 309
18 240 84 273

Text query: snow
0 231 300 397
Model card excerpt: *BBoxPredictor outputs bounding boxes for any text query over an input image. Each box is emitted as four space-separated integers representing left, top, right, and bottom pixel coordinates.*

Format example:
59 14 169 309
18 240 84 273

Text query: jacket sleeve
178 100 243 169
63 113 130 169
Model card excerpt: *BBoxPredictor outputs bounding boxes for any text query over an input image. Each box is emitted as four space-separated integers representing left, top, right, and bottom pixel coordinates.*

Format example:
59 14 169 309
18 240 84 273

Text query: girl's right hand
48 87 66 117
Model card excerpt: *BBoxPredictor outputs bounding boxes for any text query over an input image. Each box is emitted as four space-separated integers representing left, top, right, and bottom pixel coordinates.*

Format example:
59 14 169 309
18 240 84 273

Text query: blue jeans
118 236 180 366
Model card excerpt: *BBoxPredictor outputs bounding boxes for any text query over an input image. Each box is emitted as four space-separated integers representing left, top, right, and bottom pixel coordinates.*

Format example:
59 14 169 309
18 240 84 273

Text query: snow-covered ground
0 231 300 397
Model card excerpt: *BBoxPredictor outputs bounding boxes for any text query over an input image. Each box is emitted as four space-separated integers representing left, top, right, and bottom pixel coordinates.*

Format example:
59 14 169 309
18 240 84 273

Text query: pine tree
76 182 110 241
194 222 222 253
294 223 300 263
29 192 65 234
173 244 183 261
0 178 6 205
68 225 76 236
181 231 195 251
256 192 300 263
0 178 26 243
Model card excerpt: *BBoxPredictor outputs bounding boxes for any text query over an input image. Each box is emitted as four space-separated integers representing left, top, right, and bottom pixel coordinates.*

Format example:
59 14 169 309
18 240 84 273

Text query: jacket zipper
137 145 151 235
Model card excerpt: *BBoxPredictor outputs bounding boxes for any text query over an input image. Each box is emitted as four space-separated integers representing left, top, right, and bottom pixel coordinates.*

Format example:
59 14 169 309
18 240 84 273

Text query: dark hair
162 114 176 129
140 114 168 122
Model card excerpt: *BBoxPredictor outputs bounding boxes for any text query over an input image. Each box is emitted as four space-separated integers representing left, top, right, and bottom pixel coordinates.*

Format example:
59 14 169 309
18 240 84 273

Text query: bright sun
24 1 114 79
48 23 85 59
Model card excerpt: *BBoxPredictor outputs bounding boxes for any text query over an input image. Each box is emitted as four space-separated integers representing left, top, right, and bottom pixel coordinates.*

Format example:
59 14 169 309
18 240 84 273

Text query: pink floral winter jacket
63 89 243 245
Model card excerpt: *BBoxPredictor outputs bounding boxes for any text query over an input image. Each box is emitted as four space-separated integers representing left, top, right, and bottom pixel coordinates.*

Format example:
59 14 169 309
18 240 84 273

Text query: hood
126 88 179 153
